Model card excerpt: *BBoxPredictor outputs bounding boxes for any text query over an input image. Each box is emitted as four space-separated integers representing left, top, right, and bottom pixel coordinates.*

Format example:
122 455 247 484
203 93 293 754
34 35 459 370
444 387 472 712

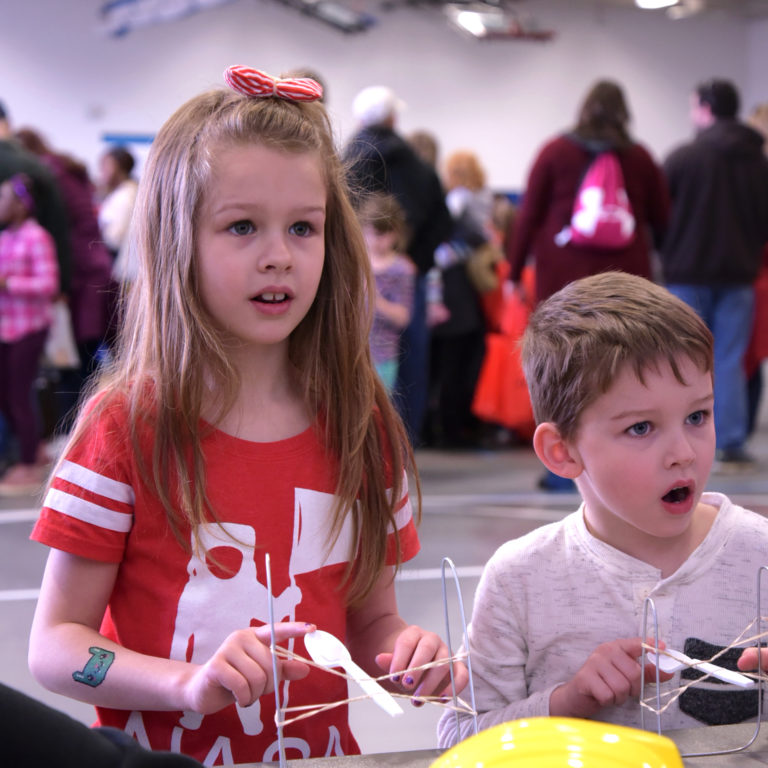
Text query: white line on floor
0 588 40 601
0 509 38 524
0 568 482 602
396 566 485 581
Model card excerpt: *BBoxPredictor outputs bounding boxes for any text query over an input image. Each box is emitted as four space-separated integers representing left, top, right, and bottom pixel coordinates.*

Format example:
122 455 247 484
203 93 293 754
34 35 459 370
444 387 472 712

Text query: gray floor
4 406 768 756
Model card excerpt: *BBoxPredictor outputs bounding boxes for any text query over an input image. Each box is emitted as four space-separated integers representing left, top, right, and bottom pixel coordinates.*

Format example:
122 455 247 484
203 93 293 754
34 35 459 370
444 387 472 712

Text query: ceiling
590 0 768 17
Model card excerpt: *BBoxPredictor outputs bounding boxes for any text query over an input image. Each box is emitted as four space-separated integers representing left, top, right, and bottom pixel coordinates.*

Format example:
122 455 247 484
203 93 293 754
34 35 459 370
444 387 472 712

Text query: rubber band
271 644 475 728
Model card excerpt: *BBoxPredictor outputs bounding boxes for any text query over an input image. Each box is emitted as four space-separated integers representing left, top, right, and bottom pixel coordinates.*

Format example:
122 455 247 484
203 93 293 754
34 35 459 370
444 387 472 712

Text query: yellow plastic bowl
431 717 684 768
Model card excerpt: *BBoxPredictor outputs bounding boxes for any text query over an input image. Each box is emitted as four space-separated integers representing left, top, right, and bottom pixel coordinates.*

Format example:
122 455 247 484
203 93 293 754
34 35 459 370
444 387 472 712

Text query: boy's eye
687 409 708 426
229 220 254 236
290 221 313 237
627 421 651 437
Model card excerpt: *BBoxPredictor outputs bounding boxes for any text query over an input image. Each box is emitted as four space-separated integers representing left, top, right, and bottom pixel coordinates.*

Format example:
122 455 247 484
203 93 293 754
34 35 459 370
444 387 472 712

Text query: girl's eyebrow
210 202 326 216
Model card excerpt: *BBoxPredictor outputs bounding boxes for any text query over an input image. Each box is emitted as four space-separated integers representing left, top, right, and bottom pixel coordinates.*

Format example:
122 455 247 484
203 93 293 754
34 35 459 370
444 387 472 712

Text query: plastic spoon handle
647 650 755 688
692 660 756 689
304 630 404 716
341 658 404 717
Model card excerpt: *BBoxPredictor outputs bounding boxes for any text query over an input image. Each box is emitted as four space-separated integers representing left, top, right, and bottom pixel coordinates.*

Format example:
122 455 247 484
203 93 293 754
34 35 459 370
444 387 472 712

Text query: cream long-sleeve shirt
438 493 768 748
98 178 138 254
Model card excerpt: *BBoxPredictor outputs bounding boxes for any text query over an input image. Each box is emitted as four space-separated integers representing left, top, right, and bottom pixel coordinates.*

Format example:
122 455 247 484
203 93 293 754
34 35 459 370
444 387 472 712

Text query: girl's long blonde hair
65 86 417 607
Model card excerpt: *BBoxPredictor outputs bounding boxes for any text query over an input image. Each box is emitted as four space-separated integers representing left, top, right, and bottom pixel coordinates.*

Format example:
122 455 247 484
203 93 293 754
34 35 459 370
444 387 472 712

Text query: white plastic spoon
647 648 755 689
304 629 404 716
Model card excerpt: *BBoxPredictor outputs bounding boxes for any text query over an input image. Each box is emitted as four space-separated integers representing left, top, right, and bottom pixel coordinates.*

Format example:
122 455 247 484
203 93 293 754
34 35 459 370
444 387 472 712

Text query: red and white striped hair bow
224 66 323 102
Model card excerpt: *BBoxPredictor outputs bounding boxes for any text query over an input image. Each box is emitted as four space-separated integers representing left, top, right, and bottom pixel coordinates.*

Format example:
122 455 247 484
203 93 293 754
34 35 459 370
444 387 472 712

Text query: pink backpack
556 152 636 249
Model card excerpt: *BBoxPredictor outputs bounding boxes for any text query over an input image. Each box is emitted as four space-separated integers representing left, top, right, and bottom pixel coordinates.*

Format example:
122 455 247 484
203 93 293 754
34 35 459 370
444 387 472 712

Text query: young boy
438 271 768 747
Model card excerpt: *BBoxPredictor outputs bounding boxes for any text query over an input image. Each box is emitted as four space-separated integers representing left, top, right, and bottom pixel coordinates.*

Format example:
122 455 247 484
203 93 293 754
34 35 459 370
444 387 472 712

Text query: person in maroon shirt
506 80 669 306
506 80 669 490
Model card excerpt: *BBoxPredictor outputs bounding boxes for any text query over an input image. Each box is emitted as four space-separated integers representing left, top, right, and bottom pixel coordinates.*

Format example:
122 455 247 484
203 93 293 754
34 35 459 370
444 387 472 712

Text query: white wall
746 15 768 117
2 0 767 190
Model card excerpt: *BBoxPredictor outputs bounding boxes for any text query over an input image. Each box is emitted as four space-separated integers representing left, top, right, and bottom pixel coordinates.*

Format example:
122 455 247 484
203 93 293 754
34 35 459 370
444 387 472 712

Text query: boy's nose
666 432 696 467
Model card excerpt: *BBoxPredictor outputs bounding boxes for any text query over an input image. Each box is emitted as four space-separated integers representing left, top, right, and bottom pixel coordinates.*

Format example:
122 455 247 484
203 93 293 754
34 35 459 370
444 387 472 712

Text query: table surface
232 722 768 767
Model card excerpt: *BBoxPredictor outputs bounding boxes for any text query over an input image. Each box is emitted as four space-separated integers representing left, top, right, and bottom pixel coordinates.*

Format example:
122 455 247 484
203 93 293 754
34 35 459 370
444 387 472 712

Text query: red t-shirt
31 400 419 766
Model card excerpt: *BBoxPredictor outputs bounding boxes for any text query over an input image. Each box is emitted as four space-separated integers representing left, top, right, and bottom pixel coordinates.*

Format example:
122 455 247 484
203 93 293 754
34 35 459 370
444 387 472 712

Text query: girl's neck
206 344 311 443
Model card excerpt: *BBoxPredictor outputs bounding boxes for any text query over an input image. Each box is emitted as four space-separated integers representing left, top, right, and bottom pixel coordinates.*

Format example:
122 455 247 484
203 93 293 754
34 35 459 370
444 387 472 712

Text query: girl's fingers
281 659 312 681
387 629 451 694
253 621 316 646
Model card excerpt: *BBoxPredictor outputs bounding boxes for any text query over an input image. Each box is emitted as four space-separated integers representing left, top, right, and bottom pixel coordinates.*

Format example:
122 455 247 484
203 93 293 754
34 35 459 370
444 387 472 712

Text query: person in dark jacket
1 682 202 767
661 79 768 468
345 86 453 444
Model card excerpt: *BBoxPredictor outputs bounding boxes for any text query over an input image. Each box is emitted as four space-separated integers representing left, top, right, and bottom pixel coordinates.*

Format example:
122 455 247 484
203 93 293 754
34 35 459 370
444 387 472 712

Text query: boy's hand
181 622 315 715
549 638 672 718
737 647 767 672
374 625 468 703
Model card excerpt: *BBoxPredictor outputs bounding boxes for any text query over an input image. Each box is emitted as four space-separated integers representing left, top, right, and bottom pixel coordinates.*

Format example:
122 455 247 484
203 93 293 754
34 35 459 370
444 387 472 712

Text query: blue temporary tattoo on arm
72 647 115 687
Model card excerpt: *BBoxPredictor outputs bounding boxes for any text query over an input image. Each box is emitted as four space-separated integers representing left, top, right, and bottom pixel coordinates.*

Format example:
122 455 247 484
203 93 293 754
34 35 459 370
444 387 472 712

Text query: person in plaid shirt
0 172 58 494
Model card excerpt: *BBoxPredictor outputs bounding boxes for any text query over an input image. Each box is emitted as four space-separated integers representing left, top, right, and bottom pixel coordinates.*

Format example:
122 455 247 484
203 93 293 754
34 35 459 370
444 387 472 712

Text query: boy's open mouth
662 486 691 504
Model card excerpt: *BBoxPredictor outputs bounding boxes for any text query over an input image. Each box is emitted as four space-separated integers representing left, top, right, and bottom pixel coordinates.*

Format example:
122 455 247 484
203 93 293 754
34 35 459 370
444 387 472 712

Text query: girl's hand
374 625 468 702
181 622 315 715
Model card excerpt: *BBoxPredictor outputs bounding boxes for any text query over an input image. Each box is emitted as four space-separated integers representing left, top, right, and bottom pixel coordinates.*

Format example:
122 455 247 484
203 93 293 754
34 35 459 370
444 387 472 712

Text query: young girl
358 193 416 392
0 173 59 494
28 67 466 766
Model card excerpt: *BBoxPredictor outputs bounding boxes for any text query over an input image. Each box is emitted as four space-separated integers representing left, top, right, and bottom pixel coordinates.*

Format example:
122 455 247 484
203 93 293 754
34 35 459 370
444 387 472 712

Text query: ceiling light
635 0 678 8
443 2 554 40
273 0 376 32
667 0 705 18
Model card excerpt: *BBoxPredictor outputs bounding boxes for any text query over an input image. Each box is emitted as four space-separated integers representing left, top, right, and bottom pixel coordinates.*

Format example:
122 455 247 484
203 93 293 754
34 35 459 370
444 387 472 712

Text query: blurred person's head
16 126 90 181
408 130 439 168
358 192 409 256
0 101 10 139
693 79 740 128
99 145 135 192
574 80 631 147
0 173 37 225
352 86 404 129
444 150 486 192
14 127 51 156
747 102 768 154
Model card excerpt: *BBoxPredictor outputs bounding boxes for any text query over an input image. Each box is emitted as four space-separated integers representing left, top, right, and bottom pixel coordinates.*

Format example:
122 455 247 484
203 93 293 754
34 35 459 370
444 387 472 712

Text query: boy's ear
533 422 582 479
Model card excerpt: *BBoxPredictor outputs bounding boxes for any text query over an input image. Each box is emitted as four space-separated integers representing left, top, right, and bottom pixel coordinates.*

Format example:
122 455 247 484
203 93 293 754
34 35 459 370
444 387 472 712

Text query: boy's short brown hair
521 272 714 440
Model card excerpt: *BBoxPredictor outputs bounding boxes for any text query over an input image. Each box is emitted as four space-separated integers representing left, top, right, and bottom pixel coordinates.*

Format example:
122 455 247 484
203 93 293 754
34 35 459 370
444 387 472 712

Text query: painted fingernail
411 699 424 707
391 674 401 683
404 675 414 686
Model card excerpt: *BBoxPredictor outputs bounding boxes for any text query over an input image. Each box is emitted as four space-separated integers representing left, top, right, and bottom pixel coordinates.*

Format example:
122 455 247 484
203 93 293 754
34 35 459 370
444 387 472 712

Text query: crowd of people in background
0 100 138 494
346 76 768 486
1 73 768 498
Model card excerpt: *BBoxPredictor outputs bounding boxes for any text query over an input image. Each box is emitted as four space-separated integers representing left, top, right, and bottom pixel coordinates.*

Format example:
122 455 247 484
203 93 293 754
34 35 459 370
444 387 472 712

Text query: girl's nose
258 231 293 271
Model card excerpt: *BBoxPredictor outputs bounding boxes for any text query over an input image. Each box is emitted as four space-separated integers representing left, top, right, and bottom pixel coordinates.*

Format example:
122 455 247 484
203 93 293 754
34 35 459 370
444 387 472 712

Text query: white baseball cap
352 85 406 127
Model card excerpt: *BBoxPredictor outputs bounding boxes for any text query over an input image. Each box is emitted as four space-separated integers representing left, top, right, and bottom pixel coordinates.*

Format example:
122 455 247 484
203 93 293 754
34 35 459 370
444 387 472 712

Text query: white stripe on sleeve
58 460 136 504
43 488 133 533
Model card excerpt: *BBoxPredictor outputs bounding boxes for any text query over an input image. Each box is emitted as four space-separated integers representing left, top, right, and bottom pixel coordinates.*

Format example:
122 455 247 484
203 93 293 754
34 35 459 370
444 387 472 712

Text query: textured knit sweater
438 493 768 748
